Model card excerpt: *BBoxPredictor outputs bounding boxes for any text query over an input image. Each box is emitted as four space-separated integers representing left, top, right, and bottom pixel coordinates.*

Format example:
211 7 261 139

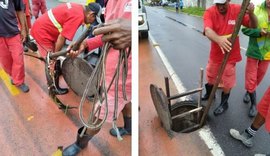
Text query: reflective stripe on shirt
48 9 62 32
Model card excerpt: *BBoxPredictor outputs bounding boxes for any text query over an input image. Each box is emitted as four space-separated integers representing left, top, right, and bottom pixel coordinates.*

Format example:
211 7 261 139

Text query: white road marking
149 32 225 156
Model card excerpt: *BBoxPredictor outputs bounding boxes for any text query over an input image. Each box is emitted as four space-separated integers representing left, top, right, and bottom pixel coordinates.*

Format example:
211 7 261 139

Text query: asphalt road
145 6 270 156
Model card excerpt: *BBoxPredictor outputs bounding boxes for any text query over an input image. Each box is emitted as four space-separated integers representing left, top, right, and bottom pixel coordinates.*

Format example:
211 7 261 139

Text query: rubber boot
248 91 257 117
243 91 250 103
202 83 215 101
214 92 230 116
54 60 68 95
63 127 93 156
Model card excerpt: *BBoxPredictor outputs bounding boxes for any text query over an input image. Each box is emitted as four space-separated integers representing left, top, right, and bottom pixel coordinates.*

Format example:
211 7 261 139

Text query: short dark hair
86 3 102 24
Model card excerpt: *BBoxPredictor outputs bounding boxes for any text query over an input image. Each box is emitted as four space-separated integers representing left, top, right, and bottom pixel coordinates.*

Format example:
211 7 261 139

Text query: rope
79 43 130 140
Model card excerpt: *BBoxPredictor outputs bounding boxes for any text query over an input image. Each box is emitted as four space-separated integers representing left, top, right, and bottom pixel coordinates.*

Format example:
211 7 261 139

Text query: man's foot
17 83 30 93
243 92 250 103
229 129 253 147
23 46 29 52
110 127 131 137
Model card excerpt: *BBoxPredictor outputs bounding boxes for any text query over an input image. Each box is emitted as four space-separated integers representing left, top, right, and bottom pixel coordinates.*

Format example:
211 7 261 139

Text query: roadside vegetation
143 1 205 17
165 6 205 17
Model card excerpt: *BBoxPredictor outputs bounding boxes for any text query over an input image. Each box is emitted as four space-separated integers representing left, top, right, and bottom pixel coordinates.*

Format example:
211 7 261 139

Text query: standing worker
30 2 102 95
242 0 270 117
202 0 257 115
0 0 30 93
62 0 132 155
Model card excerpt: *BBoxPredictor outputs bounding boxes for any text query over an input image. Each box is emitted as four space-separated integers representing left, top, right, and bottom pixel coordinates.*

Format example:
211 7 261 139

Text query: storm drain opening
171 101 204 133
150 69 205 136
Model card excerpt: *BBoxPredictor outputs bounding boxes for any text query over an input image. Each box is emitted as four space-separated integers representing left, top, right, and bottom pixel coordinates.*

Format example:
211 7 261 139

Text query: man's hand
246 2 255 14
20 29 27 42
67 39 87 58
217 36 232 54
93 18 131 50
260 28 268 36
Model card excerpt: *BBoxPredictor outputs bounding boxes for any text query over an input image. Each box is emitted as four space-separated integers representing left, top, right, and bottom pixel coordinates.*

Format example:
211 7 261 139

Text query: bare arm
246 3 257 28
54 34 66 52
16 10 27 42
204 27 232 53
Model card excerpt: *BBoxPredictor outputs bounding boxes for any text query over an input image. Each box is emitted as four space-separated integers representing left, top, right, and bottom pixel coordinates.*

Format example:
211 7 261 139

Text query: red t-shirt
203 4 250 63
31 3 84 46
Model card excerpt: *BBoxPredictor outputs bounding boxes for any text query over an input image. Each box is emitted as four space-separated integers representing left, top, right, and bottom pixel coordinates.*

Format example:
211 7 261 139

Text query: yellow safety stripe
0 68 20 96
48 9 62 32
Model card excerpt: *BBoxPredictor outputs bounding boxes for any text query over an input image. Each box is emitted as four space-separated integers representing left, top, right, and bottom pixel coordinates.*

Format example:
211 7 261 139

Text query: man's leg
202 62 217 101
63 126 101 156
230 87 270 147
230 113 265 147
110 102 132 136
0 37 13 76
243 58 259 117
213 63 236 116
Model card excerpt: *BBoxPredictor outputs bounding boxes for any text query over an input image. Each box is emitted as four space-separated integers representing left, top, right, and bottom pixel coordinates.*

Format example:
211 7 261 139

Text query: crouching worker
30 2 102 95
62 0 132 155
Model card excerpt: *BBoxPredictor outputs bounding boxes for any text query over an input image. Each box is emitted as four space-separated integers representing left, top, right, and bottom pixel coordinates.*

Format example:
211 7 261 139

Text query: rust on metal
150 84 173 136
62 57 97 97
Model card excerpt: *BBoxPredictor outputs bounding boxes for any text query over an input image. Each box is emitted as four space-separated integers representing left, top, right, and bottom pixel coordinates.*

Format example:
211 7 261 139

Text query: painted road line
0 68 20 96
149 32 225 156
199 126 225 155
149 33 190 101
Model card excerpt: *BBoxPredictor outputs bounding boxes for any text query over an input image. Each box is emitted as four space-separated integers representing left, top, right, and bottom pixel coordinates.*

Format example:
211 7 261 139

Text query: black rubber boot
243 91 250 104
54 60 68 95
214 92 230 116
63 127 93 156
248 91 257 117
202 83 215 101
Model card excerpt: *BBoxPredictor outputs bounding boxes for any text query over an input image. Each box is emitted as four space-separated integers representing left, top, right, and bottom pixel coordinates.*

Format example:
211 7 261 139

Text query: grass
164 6 205 17
182 7 205 17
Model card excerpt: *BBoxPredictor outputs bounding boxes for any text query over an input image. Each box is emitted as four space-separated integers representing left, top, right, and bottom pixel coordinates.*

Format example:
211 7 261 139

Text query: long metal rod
171 107 202 120
168 88 203 100
197 68 204 123
199 0 251 127
165 77 172 114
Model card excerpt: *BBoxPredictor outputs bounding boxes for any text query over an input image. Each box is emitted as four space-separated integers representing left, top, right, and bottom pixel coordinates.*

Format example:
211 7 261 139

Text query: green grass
182 7 205 17
164 6 205 17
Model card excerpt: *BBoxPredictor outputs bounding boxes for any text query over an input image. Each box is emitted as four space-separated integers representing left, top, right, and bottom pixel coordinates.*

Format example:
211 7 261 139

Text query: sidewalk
139 38 212 156
0 55 131 155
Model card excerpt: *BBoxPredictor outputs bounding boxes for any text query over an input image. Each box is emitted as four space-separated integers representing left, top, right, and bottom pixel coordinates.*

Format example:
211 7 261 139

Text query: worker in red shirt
202 0 257 115
62 0 131 155
31 2 102 95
